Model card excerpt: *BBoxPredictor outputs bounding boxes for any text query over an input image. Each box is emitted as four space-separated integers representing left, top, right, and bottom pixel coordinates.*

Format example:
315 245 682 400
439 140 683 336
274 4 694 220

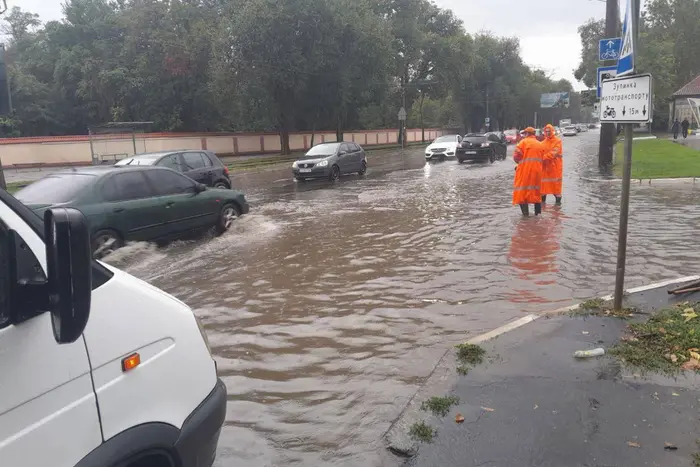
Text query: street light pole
598 0 619 167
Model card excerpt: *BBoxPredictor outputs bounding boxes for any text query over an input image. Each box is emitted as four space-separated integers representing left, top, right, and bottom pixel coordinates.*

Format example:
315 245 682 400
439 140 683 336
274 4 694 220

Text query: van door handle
113 207 124 213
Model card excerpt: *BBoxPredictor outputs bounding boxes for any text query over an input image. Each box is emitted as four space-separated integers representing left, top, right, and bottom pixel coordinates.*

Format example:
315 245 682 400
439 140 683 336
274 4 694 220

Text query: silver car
292 142 368 182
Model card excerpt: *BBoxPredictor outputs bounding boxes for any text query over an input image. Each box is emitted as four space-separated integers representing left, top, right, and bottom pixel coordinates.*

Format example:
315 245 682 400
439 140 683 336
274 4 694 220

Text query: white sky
8 0 605 91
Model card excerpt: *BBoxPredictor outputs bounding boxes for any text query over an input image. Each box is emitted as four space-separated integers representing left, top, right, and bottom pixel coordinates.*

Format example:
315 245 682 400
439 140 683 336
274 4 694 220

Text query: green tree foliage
575 0 700 127
4 0 574 147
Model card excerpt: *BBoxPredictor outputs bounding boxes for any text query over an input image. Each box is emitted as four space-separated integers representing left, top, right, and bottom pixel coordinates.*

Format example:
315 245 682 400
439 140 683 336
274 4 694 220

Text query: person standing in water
541 124 563 205
513 127 544 216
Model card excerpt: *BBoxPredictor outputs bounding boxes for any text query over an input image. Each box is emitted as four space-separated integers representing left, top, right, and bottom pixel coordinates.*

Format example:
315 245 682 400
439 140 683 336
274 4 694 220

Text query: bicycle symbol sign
599 38 622 62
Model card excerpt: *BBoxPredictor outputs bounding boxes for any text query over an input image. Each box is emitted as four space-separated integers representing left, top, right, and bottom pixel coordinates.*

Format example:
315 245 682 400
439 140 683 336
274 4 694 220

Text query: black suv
115 150 232 188
456 133 508 163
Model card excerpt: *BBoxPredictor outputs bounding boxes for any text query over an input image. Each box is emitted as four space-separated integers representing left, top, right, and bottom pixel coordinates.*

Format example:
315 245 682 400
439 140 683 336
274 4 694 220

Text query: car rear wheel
216 203 240 234
488 149 495 163
214 181 230 189
329 164 340 181
358 161 367 175
92 229 123 259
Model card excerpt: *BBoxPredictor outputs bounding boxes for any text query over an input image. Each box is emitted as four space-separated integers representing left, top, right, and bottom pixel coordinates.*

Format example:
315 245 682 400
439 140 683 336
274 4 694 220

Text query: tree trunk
0 158 6 190
419 93 425 143
336 116 343 143
280 130 291 155
310 108 320 148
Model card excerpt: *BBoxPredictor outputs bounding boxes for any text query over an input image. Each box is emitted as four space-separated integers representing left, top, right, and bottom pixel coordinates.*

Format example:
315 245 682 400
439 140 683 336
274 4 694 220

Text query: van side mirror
44 208 92 344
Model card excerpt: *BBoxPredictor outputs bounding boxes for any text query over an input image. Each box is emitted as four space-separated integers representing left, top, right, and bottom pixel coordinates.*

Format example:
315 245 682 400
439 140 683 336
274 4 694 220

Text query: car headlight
292 161 298 168
316 160 329 167
481 143 490 147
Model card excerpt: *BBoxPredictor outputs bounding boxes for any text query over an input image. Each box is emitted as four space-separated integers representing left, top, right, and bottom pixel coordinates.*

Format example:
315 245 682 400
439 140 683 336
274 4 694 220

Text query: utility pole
598 0 619 167
486 85 490 131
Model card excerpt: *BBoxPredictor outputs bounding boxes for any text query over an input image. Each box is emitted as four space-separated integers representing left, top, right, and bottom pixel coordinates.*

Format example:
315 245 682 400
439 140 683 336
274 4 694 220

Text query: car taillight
223 166 229 176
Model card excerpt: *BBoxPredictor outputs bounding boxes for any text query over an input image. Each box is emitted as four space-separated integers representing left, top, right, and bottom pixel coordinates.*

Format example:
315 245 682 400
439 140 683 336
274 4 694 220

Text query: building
670 75 700 129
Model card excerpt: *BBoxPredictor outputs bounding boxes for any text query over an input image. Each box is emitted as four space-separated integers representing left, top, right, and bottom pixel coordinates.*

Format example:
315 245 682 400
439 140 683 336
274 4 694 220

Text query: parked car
425 134 462 161
15 166 249 258
503 129 521 145
116 150 232 189
292 142 367 181
562 125 578 136
456 133 507 163
0 188 226 467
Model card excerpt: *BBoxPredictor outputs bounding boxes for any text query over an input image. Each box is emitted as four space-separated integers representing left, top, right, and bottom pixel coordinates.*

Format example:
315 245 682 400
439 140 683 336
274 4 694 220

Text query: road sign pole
598 0 619 167
613 123 634 310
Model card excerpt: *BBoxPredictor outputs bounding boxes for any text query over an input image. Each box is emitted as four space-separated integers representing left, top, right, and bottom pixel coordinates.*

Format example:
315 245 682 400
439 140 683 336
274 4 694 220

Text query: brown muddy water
104 135 700 466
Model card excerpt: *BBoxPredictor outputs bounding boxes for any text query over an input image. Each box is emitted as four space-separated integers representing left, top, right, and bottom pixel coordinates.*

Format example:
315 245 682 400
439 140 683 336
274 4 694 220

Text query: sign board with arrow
398 107 407 121
599 37 621 61
599 73 652 123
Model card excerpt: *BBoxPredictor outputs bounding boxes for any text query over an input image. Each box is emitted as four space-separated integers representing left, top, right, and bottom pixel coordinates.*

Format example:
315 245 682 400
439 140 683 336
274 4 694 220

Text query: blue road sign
599 38 621 61
617 0 635 76
597 66 617 98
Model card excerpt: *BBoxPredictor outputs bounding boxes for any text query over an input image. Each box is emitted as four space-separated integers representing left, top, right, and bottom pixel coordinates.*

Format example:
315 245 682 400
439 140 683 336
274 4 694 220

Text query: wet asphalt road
104 132 700 467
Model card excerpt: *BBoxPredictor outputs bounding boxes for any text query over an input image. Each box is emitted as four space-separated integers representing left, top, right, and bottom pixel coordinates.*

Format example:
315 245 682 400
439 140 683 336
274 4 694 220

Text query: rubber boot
519 204 529 216
555 196 562 206
541 195 547 203
534 203 542 216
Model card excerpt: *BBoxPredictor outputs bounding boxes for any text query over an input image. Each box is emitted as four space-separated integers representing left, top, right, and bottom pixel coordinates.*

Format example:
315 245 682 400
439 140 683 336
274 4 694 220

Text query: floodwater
105 133 700 467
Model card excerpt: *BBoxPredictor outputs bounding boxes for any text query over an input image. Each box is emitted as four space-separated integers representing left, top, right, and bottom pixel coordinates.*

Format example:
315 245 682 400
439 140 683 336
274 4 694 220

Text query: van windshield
15 174 96 205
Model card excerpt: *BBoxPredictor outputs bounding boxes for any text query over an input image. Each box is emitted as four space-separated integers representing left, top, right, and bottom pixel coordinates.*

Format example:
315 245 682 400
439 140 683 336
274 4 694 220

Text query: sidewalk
396 281 700 467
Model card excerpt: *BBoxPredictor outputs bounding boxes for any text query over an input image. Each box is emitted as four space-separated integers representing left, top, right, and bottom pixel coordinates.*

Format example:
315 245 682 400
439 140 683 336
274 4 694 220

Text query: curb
384 275 700 458
580 176 700 184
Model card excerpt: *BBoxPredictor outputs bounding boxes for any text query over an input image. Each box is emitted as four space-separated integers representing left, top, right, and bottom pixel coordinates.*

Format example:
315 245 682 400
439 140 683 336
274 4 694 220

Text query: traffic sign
599 73 652 123
617 0 636 77
398 107 407 121
485 117 490 123
599 38 621 61
597 66 617 98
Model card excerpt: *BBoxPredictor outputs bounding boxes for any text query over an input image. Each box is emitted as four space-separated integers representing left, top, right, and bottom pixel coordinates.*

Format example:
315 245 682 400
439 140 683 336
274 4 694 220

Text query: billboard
540 92 570 109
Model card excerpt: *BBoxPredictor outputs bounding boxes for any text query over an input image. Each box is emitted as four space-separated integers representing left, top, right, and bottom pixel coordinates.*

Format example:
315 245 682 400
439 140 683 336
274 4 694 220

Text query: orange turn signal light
121 353 141 372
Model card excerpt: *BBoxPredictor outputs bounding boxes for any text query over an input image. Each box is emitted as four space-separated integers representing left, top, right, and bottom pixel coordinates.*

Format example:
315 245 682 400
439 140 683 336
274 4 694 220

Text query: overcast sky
8 0 606 91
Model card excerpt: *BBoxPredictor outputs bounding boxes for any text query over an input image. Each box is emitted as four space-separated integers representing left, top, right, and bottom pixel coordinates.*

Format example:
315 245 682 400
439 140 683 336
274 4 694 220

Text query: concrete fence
0 128 444 168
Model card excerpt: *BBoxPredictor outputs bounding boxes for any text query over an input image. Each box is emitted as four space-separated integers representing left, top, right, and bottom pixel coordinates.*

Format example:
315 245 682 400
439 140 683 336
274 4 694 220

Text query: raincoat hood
544 124 556 139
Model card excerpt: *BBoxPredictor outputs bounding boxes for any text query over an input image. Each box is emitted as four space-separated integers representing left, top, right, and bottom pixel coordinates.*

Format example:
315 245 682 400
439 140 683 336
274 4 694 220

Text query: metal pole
598 0 619 167
614 123 634 309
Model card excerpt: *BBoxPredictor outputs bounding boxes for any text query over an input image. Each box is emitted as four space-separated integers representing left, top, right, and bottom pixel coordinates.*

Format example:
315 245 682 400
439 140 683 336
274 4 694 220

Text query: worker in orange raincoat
513 127 544 216
540 123 563 205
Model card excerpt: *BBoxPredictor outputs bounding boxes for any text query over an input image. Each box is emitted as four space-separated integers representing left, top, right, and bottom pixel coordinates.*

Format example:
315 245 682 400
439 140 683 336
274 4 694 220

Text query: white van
0 189 226 467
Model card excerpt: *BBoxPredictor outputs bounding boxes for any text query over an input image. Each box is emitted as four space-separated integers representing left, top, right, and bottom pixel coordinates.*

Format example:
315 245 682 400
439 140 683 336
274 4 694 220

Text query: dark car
292 142 367 181
116 150 232 189
15 166 249 258
456 133 508 163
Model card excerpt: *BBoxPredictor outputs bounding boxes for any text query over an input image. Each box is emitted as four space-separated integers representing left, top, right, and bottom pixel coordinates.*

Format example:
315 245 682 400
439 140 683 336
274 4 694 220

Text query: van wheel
92 229 123 259
329 165 340 181
214 181 230 189
358 161 367 175
216 203 240 234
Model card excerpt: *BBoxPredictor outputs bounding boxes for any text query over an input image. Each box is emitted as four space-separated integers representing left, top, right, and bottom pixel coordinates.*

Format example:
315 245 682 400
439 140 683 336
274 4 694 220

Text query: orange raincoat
541 124 563 196
512 134 543 205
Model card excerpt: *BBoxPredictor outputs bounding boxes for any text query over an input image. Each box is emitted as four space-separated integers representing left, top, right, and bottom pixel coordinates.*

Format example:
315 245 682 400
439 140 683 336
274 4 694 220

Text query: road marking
467 314 540 344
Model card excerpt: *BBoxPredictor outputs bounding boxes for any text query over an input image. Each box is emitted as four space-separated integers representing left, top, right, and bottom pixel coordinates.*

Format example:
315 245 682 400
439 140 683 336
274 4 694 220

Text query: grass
610 303 700 375
571 298 636 319
408 421 435 443
613 138 700 179
455 343 485 376
420 395 459 417
5 182 25 194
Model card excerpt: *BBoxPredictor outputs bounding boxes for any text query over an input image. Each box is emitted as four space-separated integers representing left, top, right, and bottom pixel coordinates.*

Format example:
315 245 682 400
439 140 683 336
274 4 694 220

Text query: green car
15 166 250 257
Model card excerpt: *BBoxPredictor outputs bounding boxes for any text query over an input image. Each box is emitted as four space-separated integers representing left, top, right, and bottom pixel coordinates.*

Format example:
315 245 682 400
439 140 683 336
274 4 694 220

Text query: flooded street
106 133 700 467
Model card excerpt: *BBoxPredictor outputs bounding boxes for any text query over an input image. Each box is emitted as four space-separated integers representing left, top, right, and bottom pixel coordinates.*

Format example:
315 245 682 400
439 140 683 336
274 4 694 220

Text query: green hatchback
15 166 250 257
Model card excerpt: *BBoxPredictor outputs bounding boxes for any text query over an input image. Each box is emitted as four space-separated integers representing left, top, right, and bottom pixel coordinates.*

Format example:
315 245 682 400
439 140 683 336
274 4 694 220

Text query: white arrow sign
398 107 407 121
599 74 652 123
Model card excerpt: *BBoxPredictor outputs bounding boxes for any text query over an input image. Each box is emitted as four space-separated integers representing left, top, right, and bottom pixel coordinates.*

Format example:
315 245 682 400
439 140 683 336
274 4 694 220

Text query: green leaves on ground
610 303 700 375
421 395 459 417
408 421 435 443
455 343 485 375
572 298 636 319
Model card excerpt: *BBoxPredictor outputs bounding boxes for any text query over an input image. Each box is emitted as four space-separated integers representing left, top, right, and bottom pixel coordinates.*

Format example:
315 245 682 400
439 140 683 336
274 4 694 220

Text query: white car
425 134 462 161
563 125 578 137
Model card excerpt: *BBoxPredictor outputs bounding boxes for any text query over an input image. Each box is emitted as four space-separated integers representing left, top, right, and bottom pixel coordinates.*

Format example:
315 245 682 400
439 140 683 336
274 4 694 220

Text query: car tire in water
488 149 495 164
92 229 123 259
295 177 306 182
214 181 230 189
329 165 340 182
358 161 367 175
216 203 240 235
